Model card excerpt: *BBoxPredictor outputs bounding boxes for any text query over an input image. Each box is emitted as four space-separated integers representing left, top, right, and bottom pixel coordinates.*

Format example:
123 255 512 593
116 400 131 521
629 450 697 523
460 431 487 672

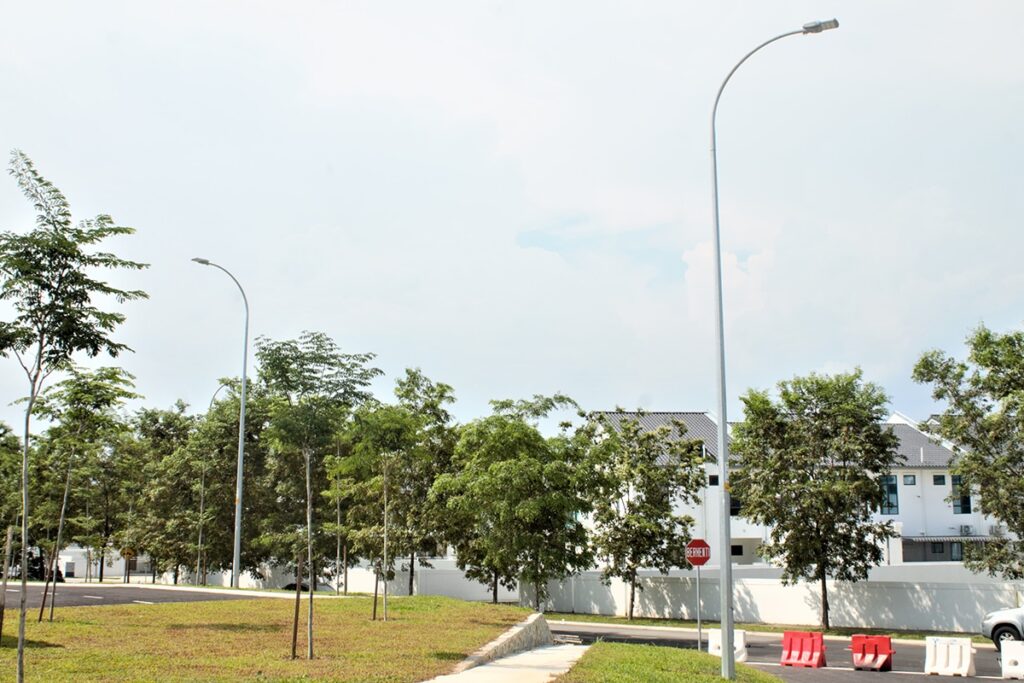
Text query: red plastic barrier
849 634 894 671
780 631 827 668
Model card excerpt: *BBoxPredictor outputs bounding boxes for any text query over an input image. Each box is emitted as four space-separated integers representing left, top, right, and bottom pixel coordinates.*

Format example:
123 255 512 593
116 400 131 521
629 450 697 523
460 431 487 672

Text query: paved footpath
428 644 590 682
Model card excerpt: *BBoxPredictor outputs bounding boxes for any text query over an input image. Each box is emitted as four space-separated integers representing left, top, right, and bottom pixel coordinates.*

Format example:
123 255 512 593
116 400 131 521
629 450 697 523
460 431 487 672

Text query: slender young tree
730 370 901 629
32 366 138 619
0 151 146 680
588 410 706 620
257 331 380 658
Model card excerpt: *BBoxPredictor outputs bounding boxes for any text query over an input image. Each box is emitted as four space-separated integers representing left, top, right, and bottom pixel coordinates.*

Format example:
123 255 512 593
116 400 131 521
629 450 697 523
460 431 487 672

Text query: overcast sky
1 2 1021 431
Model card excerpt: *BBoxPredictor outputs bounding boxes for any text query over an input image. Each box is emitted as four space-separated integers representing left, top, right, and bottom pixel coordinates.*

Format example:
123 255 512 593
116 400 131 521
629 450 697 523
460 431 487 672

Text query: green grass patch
0 595 529 681
546 612 989 643
555 642 781 682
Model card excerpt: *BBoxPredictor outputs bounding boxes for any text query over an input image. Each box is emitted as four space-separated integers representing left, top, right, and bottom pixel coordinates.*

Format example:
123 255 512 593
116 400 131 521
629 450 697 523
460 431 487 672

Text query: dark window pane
708 475 719 486
880 475 899 515
933 474 946 486
903 474 916 485
731 545 743 556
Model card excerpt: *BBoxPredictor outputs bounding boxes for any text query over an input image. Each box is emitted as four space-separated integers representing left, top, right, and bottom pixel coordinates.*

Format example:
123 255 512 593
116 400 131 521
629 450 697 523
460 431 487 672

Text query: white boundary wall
528 564 1024 633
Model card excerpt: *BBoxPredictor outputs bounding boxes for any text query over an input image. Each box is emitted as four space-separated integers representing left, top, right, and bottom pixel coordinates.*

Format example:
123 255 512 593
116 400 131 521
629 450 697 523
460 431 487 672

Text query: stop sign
686 538 711 567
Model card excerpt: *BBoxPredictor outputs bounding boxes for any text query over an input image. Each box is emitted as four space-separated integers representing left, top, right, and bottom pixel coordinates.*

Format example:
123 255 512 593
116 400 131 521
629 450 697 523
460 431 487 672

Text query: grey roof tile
885 423 954 468
598 411 724 461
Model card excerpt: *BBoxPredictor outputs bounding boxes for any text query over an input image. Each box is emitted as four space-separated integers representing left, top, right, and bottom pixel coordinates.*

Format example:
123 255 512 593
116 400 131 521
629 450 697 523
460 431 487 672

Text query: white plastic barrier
1003 641 1024 680
707 629 748 663
924 636 976 677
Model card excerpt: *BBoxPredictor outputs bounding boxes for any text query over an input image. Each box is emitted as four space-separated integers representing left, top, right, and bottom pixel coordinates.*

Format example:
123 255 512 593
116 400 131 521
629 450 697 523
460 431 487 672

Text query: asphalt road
0 583 258 609
550 621 1004 682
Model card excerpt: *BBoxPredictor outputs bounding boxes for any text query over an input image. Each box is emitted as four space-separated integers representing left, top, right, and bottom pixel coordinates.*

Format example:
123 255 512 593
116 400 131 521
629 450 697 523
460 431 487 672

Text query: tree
588 410 706 620
432 395 593 609
913 325 1024 578
730 370 900 629
256 331 381 658
31 366 138 617
0 150 146 680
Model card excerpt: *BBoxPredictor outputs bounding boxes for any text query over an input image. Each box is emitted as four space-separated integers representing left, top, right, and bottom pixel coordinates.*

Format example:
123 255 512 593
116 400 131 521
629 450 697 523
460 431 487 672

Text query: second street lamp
708 18 838 680
192 257 249 589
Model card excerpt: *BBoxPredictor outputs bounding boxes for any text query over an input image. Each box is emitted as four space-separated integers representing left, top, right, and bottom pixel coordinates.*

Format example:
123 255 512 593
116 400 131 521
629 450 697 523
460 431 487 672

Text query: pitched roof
598 411 956 470
884 422 955 468
597 411 724 459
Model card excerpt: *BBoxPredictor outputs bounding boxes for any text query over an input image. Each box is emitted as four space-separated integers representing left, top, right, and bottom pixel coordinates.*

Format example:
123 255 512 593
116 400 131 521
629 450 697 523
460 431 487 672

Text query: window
952 475 971 514
931 542 944 554
951 542 963 561
708 474 719 486
933 474 946 486
903 474 916 485
880 475 899 515
730 496 743 517
731 545 743 557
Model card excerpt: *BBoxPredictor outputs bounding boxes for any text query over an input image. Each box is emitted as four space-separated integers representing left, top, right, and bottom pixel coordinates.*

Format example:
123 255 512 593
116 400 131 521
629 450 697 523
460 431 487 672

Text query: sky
0 2 1022 432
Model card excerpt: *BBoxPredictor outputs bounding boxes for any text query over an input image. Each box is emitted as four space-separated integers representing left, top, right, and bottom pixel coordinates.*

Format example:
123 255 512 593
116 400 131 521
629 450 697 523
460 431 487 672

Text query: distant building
598 410 998 567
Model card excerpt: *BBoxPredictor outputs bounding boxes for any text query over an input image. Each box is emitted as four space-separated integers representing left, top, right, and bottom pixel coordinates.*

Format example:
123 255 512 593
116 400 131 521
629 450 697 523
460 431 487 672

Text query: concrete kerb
549 619 997 650
451 612 554 674
63 583 347 600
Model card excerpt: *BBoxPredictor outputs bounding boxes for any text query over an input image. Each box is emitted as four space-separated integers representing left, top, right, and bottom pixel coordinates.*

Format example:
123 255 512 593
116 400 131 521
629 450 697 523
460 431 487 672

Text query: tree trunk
819 573 830 630
491 569 498 605
0 525 13 640
98 548 104 582
17 386 38 683
38 548 54 623
304 448 314 660
172 566 178 585
335 484 341 596
408 552 415 596
291 553 302 659
534 580 541 611
47 454 74 622
372 568 379 620
342 542 348 596
628 576 637 622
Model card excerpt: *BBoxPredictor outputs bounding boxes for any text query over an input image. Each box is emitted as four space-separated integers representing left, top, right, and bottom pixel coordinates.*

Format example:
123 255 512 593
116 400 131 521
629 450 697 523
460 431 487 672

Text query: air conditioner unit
990 524 1007 536
959 525 974 536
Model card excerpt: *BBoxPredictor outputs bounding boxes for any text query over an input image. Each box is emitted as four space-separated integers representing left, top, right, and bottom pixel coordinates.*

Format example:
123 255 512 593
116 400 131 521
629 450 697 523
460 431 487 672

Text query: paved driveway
550 620 1002 682
1 583 260 609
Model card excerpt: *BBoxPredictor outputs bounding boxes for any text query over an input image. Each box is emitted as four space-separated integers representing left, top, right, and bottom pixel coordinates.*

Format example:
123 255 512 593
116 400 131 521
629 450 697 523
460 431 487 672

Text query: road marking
132 600 154 605
83 595 103 600
5 589 17 593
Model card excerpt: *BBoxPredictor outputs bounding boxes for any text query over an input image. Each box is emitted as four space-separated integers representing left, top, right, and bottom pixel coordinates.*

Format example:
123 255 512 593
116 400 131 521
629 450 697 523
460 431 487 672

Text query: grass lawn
546 612 989 643
555 642 781 683
0 595 529 682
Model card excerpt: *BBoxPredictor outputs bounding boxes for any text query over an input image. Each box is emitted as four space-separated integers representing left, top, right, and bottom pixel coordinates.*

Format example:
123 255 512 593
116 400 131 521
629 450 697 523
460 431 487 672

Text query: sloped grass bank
556 642 782 683
0 595 529 681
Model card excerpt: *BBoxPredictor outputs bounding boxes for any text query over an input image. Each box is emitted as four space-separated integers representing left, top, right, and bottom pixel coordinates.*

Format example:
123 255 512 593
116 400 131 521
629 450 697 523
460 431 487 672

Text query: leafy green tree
588 411 706 620
914 325 1024 578
31 366 138 616
730 370 900 629
433 395 592 609
133 402 198 582
0 150 146 679
256 331 381 657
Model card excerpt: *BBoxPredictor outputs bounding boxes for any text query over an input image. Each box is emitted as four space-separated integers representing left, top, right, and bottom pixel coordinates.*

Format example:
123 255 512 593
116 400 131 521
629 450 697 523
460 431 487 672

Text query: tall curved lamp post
192 257 249 589
709 19 838 679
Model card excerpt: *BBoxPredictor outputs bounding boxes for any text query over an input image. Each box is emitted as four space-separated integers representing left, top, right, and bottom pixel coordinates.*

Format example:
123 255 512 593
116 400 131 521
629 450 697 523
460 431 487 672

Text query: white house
599 410 999 567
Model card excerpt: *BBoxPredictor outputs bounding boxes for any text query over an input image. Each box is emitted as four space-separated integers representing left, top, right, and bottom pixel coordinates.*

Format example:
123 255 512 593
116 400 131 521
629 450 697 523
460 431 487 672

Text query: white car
982 607 1024 650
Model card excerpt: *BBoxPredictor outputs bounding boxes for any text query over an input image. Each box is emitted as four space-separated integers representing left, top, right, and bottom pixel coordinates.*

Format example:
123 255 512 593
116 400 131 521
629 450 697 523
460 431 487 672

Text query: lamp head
803 18 839 33
192 257 211 265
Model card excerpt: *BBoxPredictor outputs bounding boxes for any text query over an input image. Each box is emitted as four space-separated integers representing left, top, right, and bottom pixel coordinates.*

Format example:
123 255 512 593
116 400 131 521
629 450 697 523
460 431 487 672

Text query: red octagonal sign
686 538 711 567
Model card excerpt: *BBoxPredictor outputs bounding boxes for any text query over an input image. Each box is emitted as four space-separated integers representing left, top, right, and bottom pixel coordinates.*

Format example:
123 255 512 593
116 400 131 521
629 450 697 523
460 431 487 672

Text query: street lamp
192 257 250 589
708 19 838 680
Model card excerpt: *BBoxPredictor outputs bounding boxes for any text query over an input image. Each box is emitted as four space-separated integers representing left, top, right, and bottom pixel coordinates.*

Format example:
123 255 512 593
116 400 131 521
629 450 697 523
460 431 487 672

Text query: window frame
880 474 899 515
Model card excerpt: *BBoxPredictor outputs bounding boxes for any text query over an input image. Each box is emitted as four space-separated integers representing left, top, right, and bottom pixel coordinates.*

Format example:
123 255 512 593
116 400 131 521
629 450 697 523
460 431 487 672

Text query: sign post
686 539 711 652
